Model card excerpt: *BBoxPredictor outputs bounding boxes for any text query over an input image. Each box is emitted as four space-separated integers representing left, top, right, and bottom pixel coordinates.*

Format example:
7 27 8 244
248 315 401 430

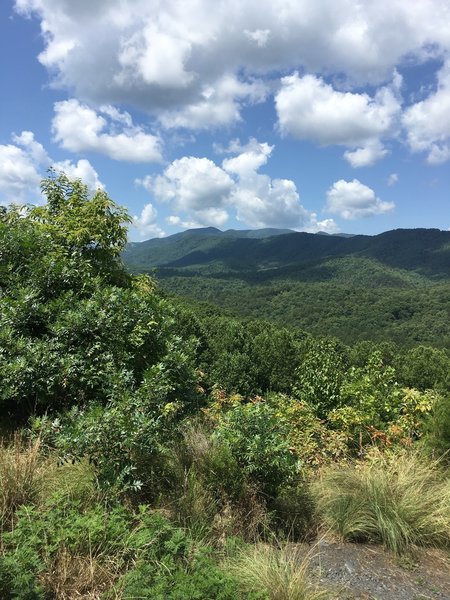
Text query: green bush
214 399 299 498
0 173 200 420
111 511 258 599
424 392 450 458
32 332 200 496
0 501 132 597
164 424 269 541
116 544 253 600
293 337 349 418
1 497 251 599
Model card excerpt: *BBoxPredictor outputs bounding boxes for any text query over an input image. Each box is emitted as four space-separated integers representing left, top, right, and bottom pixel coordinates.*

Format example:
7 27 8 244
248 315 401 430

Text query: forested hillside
1 175 450 599
124 227 450 347
124 227 450 276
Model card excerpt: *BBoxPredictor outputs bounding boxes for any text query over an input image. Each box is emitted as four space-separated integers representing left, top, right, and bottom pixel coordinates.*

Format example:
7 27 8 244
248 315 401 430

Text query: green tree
293 338 349 418
0 172 197 420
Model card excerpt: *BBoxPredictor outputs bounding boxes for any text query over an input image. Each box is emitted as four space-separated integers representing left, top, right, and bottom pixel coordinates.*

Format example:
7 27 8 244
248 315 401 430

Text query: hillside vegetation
124 228 450 347
1 174 450 599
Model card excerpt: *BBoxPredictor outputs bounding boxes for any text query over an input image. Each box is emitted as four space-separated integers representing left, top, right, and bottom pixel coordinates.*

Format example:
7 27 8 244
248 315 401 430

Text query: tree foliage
0 172 197 419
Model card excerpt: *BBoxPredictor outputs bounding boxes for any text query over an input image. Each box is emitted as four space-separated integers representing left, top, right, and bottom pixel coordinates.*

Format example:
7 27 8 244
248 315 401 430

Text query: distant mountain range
123 227 450 346
123 227 450 281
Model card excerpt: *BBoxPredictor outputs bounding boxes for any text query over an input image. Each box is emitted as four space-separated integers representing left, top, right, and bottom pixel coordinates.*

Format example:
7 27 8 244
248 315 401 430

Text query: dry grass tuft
0 433 48 528
40 545 121 600
226 543 329 600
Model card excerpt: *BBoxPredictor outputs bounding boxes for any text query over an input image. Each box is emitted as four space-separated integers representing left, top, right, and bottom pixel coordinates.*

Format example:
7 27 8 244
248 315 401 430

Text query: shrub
312 451 450 555
1 472 264 599
34 334 200 497
213 398 299 498
293 337 348 418
109 511 259 600
0 502 131 598
116 544 252 600
165 424 268 541
424 392 450 459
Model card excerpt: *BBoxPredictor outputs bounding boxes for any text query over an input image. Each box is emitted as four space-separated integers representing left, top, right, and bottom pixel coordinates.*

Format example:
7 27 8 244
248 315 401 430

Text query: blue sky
1 0 450 240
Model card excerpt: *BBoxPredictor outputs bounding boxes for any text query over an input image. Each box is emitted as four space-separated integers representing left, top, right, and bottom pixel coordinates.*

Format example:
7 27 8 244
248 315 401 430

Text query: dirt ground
299 537 450 599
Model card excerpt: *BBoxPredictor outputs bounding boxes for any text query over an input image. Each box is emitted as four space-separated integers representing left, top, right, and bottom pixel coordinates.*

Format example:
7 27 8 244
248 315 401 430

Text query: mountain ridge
123 227 450 280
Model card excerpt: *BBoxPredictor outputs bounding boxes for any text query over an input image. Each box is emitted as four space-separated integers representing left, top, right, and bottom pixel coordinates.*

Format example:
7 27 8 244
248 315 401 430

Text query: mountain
123 227 450 346
124 227 450 281
124 227 293 270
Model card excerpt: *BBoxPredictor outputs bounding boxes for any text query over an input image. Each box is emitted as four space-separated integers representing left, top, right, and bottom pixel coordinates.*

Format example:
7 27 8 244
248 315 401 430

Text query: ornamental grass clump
312 451 450 555
226 543 328 600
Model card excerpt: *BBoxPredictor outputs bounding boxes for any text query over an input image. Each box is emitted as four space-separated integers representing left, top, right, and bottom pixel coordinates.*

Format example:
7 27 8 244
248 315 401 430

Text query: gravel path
298 538 450 599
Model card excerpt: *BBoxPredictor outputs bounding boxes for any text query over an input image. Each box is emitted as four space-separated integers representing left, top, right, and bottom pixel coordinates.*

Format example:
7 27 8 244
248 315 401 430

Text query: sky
1 0 450 240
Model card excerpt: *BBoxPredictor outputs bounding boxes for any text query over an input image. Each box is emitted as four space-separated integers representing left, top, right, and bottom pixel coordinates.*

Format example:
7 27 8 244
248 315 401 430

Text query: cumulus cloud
133 202 165 238
276 73 400 165
0 130 103 205
12 130 51 165
344 140 389 168
52 99 162 162
15 0 450 131
0 142 42 204
136 157 233 227
159 75 267 130
326 179 394 219
402 61 450 164
137 138 338 232
229 175 318 230
222 138 273 177
221 139 323 230
52 159 104 193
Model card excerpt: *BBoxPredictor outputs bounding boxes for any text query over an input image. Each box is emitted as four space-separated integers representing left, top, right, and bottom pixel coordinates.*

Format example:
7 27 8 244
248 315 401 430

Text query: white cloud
137 156 233 227
133 202 165 238
402 61 450 164
229 175 316 230
53 159 104 193
344 140 389 168
15 0 450 131
166 215 206 229
52 99 162 162
0 130 103 205
0 143 42 204
137 139 338 232
244 29 271 48
117 25 194 89
158 75 267 130
326 179 394 219
275 73 400 165
222 138 273 177
387 173 399 186
12 130 51 165
220 140 316 229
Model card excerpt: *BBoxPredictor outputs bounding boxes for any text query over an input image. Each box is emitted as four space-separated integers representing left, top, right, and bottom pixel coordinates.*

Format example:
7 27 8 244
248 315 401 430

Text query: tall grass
226 543 328 600
0 434 46 528
312 451 450 555
0 434 98 531
167 424 269 541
